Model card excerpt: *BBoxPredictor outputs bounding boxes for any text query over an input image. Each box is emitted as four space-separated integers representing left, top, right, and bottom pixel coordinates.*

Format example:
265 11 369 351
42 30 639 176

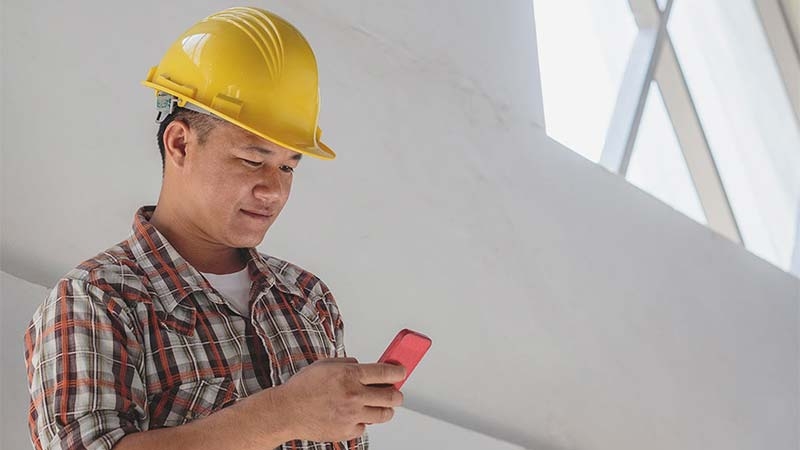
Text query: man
24 7 404 450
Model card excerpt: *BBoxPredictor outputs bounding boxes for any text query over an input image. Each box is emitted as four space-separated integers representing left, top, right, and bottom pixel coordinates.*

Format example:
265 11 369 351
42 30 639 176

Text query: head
156 107 302 249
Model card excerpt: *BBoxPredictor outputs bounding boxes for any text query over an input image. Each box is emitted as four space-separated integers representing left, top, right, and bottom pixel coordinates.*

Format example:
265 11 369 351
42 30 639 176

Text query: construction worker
24 7 403 450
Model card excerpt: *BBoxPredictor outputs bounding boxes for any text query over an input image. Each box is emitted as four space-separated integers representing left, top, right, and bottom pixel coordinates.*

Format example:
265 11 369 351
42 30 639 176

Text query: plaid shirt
24 206 368 450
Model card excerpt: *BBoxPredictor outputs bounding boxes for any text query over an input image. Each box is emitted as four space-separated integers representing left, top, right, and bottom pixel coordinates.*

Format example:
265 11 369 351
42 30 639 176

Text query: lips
241 209 272 220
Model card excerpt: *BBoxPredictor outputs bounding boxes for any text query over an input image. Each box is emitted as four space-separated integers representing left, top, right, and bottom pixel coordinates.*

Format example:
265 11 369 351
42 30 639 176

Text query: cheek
278 178 293 205
284 178 293 197
191 165 246 207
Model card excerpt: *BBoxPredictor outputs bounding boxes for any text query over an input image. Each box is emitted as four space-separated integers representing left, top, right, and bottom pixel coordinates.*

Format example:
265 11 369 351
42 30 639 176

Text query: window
534 0 637 162
627 82 706 225
669 0 800 269
534 0 800 274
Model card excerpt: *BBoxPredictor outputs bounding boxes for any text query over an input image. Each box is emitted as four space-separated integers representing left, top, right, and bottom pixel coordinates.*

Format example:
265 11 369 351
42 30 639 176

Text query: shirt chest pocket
283 296 339 359
148 377 240 429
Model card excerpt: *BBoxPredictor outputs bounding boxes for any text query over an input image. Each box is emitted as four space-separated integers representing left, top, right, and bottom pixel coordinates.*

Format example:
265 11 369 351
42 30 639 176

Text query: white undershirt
201 267 252 316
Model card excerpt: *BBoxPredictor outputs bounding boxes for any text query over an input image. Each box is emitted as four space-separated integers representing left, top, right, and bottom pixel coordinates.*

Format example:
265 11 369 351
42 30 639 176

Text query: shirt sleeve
24 278 147 450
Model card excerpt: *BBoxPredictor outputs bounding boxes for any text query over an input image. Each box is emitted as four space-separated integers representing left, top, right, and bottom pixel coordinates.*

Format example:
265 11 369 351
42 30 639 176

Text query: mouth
241 209 273 222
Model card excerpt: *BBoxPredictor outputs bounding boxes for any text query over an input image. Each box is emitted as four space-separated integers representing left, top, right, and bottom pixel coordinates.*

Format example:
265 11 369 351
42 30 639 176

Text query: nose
252 166 287 203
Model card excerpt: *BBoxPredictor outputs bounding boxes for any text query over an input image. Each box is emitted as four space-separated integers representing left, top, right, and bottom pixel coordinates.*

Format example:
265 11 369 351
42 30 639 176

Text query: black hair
156 107 222 172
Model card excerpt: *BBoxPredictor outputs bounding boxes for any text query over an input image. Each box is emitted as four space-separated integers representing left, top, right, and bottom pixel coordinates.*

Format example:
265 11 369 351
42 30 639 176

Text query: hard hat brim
142 81 336 161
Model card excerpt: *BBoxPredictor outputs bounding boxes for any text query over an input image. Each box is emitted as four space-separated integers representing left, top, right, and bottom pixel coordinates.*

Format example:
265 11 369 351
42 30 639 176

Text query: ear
162 120 191 169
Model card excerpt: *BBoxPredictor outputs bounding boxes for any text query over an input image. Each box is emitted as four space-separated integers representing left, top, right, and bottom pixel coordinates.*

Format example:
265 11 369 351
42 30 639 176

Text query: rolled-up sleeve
24 279 147 450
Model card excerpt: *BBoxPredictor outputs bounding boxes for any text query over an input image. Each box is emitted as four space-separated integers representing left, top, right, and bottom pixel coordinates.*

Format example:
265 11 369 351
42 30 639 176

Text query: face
168 119 302 249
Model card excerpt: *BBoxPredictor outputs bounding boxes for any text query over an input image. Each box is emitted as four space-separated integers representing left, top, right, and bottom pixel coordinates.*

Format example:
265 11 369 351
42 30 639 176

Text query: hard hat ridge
142 7 335 160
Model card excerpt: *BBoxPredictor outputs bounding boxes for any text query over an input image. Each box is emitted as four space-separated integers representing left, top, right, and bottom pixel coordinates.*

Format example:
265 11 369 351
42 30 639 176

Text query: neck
149 202 246 275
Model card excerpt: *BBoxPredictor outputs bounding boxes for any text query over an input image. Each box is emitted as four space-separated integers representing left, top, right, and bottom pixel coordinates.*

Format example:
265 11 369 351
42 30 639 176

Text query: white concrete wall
2 1 799 450
368 407 525 449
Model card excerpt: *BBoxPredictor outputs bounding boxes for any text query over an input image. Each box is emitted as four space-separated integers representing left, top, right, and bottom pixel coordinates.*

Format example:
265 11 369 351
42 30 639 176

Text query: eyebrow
243 145 303 161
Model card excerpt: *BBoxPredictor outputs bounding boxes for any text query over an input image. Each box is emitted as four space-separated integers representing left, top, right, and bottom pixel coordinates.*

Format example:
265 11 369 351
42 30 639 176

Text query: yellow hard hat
142 7 335 160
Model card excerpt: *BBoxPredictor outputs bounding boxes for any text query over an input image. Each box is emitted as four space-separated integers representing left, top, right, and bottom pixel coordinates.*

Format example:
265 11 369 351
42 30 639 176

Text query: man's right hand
113 357 404 450
272 357 407 442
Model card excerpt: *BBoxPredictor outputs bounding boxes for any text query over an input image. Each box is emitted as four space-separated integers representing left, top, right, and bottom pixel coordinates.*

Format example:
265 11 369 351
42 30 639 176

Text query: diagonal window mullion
600 0 672 175
654 36 743 243
753 0 800 127
752 0 800 276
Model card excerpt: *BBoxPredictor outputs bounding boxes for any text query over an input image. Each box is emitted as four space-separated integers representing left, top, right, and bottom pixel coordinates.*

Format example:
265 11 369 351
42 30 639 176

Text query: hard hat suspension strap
154 92 223 123
155 92 179 123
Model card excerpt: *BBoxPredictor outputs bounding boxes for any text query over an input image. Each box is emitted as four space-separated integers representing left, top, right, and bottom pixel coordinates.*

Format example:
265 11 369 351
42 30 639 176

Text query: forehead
212 121 303 160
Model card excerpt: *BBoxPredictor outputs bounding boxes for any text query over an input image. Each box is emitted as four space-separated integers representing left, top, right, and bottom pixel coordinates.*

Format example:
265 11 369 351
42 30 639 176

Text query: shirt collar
243 246 305 299
128 206 302 313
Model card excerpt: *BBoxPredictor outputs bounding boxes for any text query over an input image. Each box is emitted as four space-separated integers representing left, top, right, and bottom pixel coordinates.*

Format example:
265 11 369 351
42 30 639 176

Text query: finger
315 357 359 364
348 423 367 440
356 363 406 385
361 406 395 425
360 385 404 408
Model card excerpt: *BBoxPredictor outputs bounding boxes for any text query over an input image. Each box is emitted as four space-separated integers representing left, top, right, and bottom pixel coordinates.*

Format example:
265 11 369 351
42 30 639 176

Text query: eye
280 165 295 174
241 159 263 168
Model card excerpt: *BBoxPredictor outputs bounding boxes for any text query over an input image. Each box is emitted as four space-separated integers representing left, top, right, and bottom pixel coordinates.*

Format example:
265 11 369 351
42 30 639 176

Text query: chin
230 229 270 249
229 235 264 249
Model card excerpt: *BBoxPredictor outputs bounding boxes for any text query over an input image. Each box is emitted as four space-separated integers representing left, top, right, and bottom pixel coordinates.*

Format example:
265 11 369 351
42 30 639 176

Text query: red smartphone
377 329 432 389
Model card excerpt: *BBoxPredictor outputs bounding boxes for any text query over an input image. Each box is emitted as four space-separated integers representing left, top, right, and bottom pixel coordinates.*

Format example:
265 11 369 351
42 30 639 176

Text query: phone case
377 329 432 389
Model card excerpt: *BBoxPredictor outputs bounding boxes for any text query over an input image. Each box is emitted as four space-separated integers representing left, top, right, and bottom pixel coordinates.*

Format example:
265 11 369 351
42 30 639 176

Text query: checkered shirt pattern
24 206 368 450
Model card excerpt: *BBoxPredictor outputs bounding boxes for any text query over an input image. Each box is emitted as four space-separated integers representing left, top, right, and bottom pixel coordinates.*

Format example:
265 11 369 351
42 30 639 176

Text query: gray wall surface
2 1 798 449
